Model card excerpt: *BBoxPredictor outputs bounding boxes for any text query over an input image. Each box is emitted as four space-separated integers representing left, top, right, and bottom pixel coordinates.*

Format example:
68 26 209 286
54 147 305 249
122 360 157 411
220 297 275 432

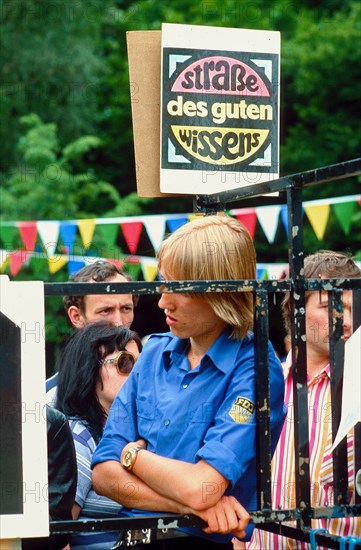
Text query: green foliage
281 2 361 183
0 0 111 172
0 115 123 221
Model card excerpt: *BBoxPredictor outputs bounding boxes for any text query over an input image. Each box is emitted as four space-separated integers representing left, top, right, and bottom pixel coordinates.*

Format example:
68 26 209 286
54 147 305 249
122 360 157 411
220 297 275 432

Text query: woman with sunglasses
56 321 142 550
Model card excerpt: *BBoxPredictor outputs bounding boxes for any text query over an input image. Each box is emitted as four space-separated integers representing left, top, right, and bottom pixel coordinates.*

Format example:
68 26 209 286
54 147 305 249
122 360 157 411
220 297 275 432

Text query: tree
1 114 122 221
280 2 361 192
0 0 110 173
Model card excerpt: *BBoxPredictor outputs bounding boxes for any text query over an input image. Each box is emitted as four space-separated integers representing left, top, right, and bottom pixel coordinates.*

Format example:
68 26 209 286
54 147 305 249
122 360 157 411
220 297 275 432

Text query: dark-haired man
46 261 137 402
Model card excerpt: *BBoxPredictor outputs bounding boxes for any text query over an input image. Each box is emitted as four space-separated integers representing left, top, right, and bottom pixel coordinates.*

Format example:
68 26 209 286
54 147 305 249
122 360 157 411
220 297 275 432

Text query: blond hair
157 215 256 339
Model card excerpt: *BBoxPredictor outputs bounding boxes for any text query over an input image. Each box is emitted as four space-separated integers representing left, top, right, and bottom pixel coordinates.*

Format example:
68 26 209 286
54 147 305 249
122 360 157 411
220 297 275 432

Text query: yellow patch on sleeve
229 396 255 424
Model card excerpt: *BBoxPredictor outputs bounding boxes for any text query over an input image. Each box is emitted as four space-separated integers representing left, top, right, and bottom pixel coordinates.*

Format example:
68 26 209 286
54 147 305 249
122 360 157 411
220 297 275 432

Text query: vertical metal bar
286 186 311 518
329 290 348 504
254 289 272 509
352 289 361 505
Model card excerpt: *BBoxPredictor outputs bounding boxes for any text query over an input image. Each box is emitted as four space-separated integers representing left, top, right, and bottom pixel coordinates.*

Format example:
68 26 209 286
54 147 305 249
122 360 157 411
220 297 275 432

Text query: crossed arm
92 440 249 538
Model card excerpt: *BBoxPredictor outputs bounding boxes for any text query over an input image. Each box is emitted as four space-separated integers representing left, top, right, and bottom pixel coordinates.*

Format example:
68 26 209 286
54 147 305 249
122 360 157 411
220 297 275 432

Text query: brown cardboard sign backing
127 30 175 198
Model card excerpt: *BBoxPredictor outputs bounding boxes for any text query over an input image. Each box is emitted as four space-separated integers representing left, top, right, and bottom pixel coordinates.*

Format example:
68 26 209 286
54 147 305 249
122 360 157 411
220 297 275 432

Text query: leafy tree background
1 0 360 366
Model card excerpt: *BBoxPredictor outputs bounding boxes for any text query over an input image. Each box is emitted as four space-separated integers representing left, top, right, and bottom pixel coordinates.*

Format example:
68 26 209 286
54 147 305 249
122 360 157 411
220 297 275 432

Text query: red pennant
9 250 29 276
18 221 38 252
234 211 257 238
121 222 143 255
106 259 124 271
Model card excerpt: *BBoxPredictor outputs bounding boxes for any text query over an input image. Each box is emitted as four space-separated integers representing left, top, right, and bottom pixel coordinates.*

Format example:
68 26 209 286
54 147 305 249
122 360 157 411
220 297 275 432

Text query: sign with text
161 24 280 194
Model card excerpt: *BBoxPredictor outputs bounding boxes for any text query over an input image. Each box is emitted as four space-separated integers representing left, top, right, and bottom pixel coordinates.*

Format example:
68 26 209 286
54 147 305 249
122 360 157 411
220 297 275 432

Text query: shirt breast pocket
136 398 157 439
189 402 219 424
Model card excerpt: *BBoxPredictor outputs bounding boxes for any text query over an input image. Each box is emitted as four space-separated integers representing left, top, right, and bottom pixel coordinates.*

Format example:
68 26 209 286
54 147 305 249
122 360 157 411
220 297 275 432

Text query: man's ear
67 306 86 328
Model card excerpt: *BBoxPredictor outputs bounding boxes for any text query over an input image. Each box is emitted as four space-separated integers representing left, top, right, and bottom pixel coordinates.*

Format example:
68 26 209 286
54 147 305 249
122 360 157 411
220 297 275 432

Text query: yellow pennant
304 204 330 240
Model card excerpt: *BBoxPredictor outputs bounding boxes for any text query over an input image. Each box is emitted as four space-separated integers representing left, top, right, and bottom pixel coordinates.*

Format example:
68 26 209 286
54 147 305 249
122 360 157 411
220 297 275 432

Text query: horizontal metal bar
49 513 205 535
43 278 361 296
195 158 361 207
50 505 361 534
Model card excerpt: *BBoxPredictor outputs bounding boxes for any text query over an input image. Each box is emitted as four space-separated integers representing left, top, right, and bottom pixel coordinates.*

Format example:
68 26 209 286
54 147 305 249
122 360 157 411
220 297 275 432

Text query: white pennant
255 205 281 244
36 221 60 257
143 216 167 253
266 263 289 280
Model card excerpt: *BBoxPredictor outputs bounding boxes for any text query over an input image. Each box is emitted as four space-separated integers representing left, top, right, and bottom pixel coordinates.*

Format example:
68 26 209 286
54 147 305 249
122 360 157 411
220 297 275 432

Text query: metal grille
47 158 361 548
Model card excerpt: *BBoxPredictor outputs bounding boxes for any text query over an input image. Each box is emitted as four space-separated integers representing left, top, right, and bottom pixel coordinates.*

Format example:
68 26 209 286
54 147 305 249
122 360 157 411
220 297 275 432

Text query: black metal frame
46 158 361 548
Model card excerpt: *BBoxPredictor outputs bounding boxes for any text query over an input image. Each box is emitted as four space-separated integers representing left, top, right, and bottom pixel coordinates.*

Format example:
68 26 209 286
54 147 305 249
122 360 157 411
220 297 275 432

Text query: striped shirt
248 355 360 549
69 419 122 550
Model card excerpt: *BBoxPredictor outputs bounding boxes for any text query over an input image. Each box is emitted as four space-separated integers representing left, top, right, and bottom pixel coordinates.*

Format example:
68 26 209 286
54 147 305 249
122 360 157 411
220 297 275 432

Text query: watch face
123 449 134 468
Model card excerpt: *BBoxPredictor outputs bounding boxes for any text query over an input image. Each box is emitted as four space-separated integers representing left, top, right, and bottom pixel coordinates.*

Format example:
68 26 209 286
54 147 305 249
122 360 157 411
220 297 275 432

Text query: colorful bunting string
0 194 359 280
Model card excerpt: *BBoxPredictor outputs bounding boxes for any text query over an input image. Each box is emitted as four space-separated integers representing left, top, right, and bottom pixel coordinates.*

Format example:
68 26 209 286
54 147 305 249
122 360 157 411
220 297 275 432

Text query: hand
196 495 250 538
120 439 147 462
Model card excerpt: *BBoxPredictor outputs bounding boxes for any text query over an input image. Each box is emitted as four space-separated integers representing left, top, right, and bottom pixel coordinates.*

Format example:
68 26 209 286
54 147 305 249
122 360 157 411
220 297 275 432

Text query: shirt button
164 419 170 426
183 384 188 389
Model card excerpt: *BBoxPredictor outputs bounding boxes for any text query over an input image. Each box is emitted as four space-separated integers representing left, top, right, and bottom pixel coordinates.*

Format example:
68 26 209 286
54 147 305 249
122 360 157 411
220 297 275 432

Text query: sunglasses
99 350 136 374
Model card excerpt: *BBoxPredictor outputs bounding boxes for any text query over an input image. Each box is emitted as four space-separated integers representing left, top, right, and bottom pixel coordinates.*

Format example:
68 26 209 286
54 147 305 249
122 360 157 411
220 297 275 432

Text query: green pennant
125 263 142 281
333 202 356 235
0 224 19 248
30 255 47 278
97 223 121 255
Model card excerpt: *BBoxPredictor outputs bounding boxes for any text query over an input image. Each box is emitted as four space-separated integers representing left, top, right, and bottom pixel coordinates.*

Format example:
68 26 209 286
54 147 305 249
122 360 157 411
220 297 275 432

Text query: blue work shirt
91 328 286 543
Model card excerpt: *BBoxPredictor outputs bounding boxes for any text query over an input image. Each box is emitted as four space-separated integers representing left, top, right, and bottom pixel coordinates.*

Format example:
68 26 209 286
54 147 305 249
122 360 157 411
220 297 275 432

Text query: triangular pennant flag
234 210 257 238
143 216 166 253
18 221 38 252
37 221 60 257
255 205 281 243
78 219 96 249
97 223 120 252
256 267 266 279
125 262 142 281
121 221 143 255
266 263 289 280
187 214 199 222
106 258 125 271
140 258 158 282
333 202 356 236
60 222 78 254
9 250 30 276
304 204 330 240
167 217 188 233
48 255 69 274
30 255 46 277
68 259 85 276
0 224 18 248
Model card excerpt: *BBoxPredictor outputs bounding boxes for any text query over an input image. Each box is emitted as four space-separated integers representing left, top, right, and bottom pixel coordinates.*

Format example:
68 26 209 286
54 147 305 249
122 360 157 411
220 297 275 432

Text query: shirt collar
206 327 246 373
284 352 330 384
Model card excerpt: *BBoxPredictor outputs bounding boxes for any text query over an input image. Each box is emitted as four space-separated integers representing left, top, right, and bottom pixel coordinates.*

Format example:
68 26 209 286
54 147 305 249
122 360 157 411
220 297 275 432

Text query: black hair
55 321 142 442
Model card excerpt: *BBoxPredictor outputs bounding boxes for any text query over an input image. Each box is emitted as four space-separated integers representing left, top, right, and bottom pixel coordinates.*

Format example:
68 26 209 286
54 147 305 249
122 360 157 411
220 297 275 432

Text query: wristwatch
122 445 143 471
